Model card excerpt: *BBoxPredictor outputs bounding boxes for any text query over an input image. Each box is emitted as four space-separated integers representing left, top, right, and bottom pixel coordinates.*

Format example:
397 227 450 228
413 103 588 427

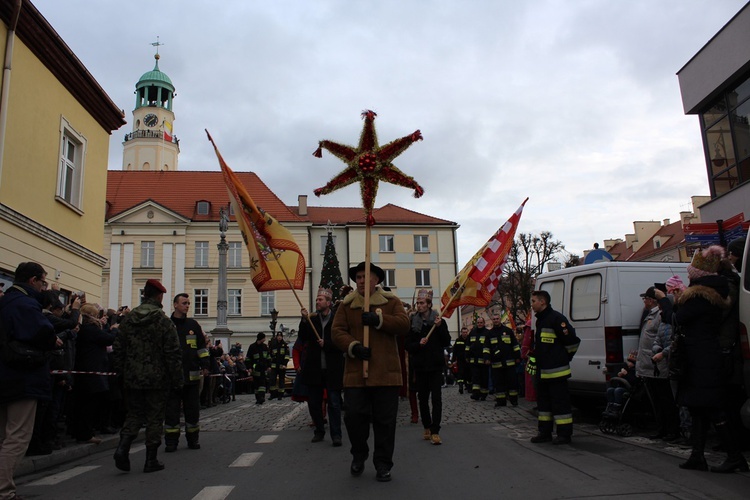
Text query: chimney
298 195 308 216
663 218 670 226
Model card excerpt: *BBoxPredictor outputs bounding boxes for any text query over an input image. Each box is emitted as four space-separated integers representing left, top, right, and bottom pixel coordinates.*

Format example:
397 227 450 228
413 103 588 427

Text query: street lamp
269 308 279 334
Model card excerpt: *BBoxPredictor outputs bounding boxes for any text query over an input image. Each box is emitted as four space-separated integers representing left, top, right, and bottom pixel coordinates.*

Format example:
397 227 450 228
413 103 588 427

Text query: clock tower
122 47 179 171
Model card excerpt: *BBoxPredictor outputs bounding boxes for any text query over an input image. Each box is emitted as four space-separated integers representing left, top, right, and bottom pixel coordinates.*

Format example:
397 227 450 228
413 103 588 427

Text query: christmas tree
320 230 345 302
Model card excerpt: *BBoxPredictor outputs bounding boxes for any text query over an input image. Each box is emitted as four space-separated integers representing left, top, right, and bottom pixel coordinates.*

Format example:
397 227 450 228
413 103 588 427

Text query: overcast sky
34 0 749 266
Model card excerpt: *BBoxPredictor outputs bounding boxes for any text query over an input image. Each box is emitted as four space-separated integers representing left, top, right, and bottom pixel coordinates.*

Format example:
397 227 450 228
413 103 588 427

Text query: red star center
358 153 378 173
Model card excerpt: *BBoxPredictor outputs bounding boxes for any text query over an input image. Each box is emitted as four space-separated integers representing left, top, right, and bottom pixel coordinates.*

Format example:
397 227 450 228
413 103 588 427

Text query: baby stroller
214 372 233 404
599 376 656 437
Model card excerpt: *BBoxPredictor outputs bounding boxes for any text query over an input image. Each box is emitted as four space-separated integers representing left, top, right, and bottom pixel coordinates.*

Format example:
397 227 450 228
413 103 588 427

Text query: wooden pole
362 226 372 379
269 249 322 341
423 270 473 341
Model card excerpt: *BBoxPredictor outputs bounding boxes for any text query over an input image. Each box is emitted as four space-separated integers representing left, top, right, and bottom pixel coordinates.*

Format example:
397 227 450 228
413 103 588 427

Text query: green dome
136 57 174 90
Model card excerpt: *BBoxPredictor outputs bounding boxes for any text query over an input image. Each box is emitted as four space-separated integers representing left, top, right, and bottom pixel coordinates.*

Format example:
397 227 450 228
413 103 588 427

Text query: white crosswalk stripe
229 452 262 467
26 466 100 486
191 485 235 500
255 435 278 443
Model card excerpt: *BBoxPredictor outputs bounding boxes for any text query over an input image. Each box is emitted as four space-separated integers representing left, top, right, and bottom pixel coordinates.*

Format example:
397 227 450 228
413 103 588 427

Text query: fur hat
348 262 386 283
688 245 724 281
416 289 433 302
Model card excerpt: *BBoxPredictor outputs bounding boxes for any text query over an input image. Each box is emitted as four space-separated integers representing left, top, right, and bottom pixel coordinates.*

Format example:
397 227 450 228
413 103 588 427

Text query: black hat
348 262 386 283
640 286 657 300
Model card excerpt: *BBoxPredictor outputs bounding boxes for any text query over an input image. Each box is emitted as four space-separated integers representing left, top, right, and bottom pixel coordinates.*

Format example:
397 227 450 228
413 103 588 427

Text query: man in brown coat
332 262 410 482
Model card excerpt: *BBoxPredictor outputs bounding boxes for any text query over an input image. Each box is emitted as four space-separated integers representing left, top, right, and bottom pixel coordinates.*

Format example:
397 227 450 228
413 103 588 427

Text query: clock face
144 113 158 127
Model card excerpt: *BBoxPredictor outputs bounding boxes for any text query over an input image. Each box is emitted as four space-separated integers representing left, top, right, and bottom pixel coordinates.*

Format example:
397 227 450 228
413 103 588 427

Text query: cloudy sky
34 0 748 266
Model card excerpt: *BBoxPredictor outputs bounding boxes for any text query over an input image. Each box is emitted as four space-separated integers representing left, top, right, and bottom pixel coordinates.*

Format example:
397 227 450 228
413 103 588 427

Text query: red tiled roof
627 221 685 261
608 240 633 261
297 203 456 225
106 171 302 222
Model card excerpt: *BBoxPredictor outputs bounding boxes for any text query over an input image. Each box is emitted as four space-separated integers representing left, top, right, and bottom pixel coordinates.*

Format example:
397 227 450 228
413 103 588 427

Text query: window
195 241 209 267
379 234 394 252
383 269 396 288
571 274 602 321
415 269 431 287
413 235 429 252
261 291 275 316
141 241 154 268
56 118 87 210
539 280 565 312
228 289 242 315
196 201 210 215
194 289 208 315
228 242 242 268
320 234 337 254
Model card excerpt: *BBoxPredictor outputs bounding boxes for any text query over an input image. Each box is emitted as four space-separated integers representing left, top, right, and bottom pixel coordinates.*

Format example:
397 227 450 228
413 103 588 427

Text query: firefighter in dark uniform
529 290 580 445
247 333 270 404
268 331 290 400
450 326 470 394
467 316 489 400
487 312 521 407
164 293 209 452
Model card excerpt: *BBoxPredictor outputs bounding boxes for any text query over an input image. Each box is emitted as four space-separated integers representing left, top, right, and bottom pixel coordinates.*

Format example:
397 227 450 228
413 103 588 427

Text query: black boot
143 445 165 473
113 434 136 472
679 415 707 471
710 422 749 473
164 434 179 453
458 383 464 395
186 430 201 450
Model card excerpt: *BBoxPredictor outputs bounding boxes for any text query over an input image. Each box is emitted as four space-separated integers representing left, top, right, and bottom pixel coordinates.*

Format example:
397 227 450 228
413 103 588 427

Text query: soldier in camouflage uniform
113 279 183 473
267 331 290 400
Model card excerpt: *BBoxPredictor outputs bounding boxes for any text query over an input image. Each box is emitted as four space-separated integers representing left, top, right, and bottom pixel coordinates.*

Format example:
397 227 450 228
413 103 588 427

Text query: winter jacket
331 287 409 387
486 324 520 368
74 320 115 393
406 309 451 372
675 274 730 408
170 315 209 384
636 306 666 378
298 308 345 389
113 297 183 390
0 283 56 403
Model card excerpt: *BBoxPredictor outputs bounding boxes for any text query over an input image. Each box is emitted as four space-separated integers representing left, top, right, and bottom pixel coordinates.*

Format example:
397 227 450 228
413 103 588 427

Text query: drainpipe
0 0 23 189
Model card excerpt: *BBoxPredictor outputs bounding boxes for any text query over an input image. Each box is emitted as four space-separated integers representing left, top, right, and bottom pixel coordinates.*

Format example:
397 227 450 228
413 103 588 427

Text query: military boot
143 445 165 473
113 434 136 472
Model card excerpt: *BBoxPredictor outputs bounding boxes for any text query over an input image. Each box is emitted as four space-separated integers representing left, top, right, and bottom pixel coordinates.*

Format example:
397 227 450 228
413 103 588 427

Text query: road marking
27 466 100 486
192 486 235 500
270 403 305 431
229 452 262 467
256 435 278 443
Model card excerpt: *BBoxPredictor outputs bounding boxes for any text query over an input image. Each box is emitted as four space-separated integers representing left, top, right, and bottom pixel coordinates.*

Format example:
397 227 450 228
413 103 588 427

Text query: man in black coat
406 289 451 445
298 287 345 446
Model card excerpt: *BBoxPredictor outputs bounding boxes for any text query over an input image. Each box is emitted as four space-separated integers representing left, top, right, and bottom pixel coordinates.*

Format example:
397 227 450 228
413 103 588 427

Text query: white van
736 231 750 429
534 261 690 399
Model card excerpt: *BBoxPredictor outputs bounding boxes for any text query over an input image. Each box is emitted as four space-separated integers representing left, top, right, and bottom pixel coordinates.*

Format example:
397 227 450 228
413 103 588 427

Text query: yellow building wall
0 36 112 256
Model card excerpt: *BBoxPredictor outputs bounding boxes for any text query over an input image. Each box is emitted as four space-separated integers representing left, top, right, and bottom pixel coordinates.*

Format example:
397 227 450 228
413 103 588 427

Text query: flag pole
423 270 473 341
268 249 322 341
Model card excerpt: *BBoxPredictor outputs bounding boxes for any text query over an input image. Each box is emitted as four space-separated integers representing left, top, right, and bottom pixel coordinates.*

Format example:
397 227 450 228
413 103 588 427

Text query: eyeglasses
35 276 48 287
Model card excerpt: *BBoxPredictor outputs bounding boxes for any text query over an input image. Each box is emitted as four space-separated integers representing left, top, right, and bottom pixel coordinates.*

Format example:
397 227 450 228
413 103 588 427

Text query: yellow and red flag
207 131 305 292
440 198 528 318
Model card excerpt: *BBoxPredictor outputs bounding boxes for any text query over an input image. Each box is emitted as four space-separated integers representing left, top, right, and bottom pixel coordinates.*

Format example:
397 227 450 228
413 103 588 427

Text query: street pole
212 206 232 340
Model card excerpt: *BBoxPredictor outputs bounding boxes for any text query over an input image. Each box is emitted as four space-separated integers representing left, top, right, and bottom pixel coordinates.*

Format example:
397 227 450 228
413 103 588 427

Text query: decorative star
313 110 424 226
